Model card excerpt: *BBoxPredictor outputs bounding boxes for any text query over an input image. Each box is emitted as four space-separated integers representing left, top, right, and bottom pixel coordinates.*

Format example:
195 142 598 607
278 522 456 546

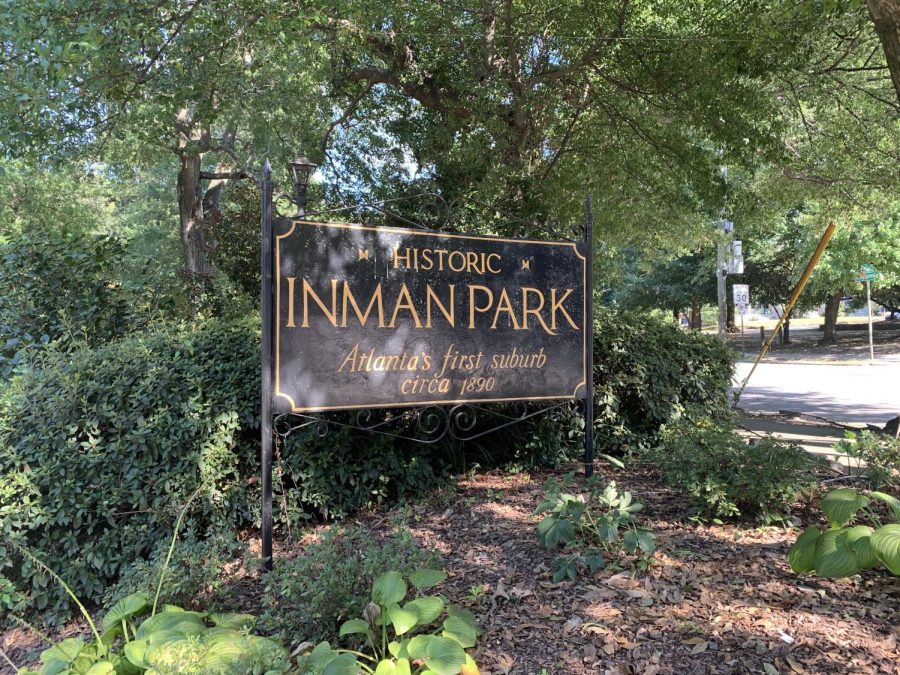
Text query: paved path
734 361 899 425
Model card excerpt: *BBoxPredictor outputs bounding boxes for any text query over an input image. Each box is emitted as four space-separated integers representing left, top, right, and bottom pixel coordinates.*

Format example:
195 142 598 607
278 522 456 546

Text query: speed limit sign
732 284 750 314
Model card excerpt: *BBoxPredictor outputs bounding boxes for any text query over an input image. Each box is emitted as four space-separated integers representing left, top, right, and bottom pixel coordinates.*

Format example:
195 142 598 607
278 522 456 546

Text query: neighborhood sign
273 219 588 413
857 264 877 282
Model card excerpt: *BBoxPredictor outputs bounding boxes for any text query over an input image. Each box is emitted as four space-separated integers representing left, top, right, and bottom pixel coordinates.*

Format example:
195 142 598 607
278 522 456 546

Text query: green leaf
372 572 407 606
339 618 371 636
375 660 397 675
84 661 116 675
870 491 900 522
537 515 575 548
871 524 900 575
135 611 205 641
409 569 447 589
405 597 444 626
423 636 467 675
623 529 657 555
322 652 361 675
820 489 869 529
406 635 434 660
123 640 149 669
41 638 85 673
102 592 149 630
814 529 860 578
208 612 255 629
788 527 821 573
388 604 420 636
845 525 878 569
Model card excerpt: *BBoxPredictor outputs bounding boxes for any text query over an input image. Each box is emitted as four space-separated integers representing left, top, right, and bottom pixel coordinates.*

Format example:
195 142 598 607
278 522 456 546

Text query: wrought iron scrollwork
274 399 572 447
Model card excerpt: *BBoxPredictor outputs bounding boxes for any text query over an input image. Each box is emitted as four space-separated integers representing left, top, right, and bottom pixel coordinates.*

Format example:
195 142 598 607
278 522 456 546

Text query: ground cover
4 464 897 675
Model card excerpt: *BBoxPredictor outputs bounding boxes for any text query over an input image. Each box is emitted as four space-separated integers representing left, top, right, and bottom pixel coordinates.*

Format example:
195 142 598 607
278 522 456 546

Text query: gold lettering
448 251 466 272
467 285 494 328
521 287 555 335
302 278 338 327
425 285 455 328
286 276 297 327
342 283 385 327
389 284 423 328
550 288 579 330
487 253 502 273
490 287 521 329
465 251 483 274
393 247 413 269
338 343 360 373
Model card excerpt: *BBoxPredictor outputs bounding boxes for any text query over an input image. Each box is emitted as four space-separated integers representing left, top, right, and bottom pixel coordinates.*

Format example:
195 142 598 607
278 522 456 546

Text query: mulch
3 464 899 674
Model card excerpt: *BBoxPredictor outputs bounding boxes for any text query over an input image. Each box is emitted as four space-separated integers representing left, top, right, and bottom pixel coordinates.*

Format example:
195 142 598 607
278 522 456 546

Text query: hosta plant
19 591 290 675
534 473 657 582
295 569 481 675
788 488 900 579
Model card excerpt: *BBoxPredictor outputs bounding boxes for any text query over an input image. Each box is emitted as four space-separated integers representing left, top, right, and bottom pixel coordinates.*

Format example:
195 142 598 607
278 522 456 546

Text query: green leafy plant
534 473 657 582
296 569 481 675
260 523 438 645
9 489 290 674
788 487 900 579
649 410 821 520
835 430 900 491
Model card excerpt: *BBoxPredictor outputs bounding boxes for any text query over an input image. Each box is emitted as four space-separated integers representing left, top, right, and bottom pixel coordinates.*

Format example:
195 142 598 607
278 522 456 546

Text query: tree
0 2 327 308
866 0 900 103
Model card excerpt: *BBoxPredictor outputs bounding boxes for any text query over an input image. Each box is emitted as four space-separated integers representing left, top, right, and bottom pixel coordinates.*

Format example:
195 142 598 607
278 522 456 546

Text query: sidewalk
727 322 900 365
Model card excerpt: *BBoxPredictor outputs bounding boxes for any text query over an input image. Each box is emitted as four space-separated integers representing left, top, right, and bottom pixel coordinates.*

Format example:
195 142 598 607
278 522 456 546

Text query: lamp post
288 155 317 217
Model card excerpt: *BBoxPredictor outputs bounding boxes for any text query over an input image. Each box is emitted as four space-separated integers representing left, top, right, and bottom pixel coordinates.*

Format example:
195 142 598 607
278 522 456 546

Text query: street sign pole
866 278 874 362
741 312 745 358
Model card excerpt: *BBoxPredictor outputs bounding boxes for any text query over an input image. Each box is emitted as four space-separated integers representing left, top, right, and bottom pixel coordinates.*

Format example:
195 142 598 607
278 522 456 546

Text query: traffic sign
732 284 750 314
856 264 876 282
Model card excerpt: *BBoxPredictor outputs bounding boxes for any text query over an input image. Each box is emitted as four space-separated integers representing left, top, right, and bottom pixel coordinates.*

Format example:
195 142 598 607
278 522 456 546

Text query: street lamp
287 155 317 217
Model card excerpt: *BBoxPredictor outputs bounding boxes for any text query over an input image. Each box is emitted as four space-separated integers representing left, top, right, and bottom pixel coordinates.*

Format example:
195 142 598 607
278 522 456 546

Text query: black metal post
260 160 274 571
583 194 594 477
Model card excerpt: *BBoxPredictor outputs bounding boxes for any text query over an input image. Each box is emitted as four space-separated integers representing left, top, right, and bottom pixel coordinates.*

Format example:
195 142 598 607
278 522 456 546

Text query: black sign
274 219 587 413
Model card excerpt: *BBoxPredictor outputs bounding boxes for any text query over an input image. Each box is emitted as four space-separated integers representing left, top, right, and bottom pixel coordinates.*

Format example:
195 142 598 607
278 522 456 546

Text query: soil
3 464 899 675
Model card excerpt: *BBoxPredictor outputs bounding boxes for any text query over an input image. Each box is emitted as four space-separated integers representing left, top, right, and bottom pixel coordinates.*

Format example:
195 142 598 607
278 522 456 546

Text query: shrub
592 308 734 454
0 229 171 377
102 532 248 614
834 430 900 492
648 409 822 520
0 317 261 623
260 522 438 645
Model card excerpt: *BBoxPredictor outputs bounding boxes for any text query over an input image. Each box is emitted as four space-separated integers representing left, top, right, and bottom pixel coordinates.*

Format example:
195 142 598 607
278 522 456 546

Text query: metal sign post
260 161 275 572
857 265 877 363
732 284 749 358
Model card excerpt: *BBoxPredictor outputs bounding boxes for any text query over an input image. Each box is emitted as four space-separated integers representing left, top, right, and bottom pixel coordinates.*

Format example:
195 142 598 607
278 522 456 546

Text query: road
734 360 899 425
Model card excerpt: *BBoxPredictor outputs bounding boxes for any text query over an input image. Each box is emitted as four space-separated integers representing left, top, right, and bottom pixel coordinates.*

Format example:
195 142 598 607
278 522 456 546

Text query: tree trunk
726 298 736 332
177 153 213 314
782 316 791 345
820 291 843 345
690 301 702 330
867 0 900 105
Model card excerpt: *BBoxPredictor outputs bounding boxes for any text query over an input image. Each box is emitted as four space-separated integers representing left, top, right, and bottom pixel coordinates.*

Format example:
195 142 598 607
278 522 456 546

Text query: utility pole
716 219 733 339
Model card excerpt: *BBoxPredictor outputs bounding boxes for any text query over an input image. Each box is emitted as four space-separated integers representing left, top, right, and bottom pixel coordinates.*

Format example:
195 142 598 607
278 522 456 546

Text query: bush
0 317 261 623
592 308 734 454
834 430 900 492
102 532 247 613
648 409 822 520
0 229 171 378
260 522 438 645
0 317 448 623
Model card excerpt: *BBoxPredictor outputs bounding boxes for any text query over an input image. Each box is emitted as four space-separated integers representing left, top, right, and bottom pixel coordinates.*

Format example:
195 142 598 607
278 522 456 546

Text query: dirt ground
5 464 898 675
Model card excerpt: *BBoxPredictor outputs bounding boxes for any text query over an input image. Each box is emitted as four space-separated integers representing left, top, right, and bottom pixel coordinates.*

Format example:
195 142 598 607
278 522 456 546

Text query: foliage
0 317 261 623
18 593 290 675
788 488 900 579
102 532 247 616
0 228 171 377
835 430 900 492
534 472 656 582
260 523 438 645
650 411 822 521
591 309 735 454
296 569 481 675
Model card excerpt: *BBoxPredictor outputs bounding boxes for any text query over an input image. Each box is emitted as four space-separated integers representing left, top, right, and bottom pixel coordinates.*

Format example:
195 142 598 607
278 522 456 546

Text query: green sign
856 264 877 282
